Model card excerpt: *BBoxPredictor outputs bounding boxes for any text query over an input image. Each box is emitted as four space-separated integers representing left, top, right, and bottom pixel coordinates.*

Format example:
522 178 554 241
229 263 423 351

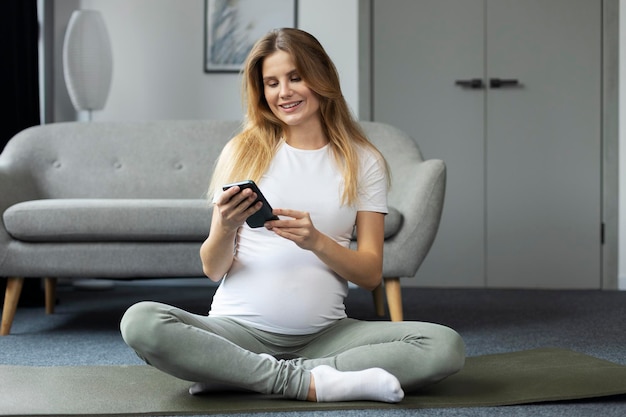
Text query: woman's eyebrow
262 69 298 82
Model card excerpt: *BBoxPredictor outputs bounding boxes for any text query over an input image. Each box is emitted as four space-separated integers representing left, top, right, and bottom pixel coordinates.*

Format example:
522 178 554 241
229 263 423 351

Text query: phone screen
222 180 279 228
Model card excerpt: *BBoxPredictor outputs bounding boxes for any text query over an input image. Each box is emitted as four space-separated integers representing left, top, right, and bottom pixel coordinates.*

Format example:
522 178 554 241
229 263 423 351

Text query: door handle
489 78 520 89
455 78 484 89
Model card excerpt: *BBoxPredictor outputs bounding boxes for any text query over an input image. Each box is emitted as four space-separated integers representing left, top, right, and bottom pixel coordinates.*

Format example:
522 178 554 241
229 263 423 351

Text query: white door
373 0 486 287
484 0 602 288
372 0 602 288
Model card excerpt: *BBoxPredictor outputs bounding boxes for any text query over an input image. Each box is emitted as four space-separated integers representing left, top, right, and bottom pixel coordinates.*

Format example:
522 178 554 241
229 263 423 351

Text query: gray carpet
1 279 626 416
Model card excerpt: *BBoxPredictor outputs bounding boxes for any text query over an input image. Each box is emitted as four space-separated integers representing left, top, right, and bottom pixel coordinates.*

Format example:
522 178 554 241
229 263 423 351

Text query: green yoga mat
2 348 626 416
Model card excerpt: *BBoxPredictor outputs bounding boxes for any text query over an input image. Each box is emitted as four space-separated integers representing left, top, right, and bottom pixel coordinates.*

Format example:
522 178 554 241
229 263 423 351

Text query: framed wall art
204 0 298 73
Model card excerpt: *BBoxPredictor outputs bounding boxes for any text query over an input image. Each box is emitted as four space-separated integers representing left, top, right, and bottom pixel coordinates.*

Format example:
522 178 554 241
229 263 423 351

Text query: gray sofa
0 120 446 335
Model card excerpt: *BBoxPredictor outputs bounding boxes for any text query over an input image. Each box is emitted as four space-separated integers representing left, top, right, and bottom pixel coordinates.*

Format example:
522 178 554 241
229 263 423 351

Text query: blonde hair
208 28 389 205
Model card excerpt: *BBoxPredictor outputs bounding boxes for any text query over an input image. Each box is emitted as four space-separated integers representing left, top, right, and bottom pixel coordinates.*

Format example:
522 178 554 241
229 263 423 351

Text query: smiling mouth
280 101 302 109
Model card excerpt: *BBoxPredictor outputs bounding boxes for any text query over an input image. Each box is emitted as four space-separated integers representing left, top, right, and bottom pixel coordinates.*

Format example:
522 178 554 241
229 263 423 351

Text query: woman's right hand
201 185 259 281
215 185 261 231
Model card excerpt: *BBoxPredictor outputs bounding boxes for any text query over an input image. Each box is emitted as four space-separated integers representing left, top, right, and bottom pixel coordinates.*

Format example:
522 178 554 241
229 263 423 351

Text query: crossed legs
120 301 464 402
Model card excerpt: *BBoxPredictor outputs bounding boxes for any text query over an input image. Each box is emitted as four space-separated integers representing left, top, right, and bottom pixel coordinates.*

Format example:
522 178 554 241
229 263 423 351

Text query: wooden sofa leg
384 277 404 322
1 277 25 336
372 284 386 317
44 277 57 314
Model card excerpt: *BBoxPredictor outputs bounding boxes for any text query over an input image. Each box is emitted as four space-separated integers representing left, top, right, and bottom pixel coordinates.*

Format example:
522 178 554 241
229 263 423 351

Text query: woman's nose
280 84 293 98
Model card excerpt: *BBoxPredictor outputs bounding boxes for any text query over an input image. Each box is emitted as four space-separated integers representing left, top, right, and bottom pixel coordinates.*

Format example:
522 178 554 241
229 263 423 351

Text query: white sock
310 365 404 403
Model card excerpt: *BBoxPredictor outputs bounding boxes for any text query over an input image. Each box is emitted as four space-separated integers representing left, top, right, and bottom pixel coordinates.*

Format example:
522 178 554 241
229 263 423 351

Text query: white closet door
372 0 602 288
373 0 486 287
485 0 602 288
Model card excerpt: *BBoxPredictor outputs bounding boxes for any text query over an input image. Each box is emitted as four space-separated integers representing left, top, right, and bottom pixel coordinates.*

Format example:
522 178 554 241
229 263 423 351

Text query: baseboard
619 274 626 291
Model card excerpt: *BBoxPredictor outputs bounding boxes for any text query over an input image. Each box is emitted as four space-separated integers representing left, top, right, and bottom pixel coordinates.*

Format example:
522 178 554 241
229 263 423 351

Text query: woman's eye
291 77 301 82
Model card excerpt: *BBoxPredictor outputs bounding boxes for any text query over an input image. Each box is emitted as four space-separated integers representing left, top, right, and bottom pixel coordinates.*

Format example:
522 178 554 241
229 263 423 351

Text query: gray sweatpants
120 301 465 401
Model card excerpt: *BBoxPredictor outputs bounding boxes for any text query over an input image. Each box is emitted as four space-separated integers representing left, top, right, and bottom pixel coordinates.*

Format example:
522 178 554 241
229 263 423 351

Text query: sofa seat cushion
4 199 403 243
3 199 212 242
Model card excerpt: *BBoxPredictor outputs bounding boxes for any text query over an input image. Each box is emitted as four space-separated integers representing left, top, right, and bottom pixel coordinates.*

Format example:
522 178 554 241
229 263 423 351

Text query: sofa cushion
383 207 403 239
4 199 403 243
3 199 212 242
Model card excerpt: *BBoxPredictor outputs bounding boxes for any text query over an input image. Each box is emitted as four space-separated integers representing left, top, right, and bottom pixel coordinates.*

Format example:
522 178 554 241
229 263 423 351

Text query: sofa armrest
382 158 446 278
0 163 41 264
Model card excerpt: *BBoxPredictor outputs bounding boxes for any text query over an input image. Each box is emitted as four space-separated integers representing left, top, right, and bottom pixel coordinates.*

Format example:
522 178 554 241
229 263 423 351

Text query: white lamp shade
62 10 113 112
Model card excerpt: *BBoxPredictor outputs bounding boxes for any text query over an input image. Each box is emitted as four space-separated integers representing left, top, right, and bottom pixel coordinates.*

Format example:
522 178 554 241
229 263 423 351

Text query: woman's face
262 50 321 130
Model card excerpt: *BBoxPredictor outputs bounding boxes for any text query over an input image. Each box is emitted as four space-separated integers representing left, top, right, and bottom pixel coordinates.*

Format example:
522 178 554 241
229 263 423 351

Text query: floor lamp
62 9 115 291
62 10 112 121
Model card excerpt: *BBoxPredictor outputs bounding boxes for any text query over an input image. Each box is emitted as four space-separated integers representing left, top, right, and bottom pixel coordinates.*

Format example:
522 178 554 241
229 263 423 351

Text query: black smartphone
222 180 279 228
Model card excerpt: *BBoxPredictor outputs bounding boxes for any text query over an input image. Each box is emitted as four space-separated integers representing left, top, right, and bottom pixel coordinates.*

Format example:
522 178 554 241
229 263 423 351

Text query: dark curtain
0 0 41 305
0 0 40 152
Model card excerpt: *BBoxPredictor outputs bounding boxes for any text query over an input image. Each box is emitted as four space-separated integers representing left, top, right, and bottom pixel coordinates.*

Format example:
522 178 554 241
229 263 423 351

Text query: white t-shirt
208 141 388 335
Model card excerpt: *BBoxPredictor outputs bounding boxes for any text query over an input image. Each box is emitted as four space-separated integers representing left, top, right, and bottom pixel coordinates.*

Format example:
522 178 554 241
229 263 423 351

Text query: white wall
297 0 360 116
56 0 360 122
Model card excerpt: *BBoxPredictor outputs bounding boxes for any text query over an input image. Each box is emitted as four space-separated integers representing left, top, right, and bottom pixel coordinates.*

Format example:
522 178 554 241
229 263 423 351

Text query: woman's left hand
267 209 384 290
265 208 323 251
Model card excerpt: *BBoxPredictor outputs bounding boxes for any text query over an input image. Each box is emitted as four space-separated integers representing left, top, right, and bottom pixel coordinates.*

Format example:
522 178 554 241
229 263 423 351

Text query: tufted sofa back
358 121 425 213
1 120 243 200
1 120 426 206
